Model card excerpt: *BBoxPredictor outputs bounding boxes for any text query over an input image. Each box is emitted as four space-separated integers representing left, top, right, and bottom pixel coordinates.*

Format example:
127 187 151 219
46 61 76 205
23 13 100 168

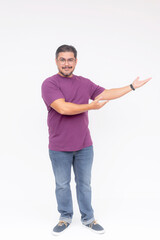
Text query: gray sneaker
52 220 70 236
83 220 105 234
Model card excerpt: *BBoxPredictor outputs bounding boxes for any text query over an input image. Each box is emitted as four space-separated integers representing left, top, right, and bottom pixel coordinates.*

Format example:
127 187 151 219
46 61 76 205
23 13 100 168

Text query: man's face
55 52 77 77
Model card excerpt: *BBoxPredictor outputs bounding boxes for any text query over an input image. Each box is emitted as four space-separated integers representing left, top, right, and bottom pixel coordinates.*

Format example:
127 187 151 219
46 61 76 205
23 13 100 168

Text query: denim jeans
49 145 95 225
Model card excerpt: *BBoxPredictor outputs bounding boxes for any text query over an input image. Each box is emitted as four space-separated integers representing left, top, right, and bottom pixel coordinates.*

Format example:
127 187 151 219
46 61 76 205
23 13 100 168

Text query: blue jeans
49 145 95 225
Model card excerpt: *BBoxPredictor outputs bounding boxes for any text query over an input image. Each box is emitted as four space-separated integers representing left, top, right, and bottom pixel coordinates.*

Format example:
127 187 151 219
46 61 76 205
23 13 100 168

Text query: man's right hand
89 96 109 110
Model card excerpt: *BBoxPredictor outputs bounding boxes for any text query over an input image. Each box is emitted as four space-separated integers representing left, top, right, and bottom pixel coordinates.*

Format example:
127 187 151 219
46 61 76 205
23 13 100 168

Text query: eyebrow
59 57 75 60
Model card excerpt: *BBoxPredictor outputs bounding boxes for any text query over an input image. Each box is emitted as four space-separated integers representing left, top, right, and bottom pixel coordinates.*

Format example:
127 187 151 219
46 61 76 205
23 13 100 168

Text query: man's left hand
132 76 152 89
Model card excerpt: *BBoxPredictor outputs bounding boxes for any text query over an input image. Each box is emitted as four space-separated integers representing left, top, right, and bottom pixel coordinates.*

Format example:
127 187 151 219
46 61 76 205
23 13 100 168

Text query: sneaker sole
51 225 70 236
82 223 105 234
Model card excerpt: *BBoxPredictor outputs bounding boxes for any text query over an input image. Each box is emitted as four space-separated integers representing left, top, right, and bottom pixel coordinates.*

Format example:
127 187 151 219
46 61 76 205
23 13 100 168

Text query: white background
0 0 160 239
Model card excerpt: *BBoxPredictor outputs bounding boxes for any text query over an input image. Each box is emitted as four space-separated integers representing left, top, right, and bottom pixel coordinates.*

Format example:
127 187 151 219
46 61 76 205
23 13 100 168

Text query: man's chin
60 71 73 77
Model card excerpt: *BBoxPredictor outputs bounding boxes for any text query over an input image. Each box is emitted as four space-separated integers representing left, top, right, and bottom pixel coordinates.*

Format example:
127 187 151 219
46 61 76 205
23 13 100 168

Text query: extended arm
95 76 152 100
50 97 109 115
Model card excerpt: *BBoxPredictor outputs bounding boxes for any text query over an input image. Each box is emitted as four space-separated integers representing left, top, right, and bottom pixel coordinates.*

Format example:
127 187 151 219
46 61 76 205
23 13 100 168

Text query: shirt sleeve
88 79 105 100
41 79 65 107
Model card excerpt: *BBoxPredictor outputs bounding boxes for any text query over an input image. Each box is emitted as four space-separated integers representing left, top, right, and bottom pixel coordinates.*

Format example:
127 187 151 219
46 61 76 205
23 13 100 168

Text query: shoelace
89 220 97 228
58 220 68 227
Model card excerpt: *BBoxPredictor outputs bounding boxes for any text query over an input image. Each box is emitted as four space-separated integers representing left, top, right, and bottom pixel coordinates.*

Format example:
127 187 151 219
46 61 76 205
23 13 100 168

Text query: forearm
105 85 132 100
62 102 92 115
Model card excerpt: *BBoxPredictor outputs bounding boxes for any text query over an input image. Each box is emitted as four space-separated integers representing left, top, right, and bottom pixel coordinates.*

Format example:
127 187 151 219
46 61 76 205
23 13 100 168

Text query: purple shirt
41 73 105 151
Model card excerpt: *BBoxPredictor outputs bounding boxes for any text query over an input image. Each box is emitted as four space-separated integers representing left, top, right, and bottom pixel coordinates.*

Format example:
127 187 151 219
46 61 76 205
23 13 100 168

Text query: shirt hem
48 142 93 152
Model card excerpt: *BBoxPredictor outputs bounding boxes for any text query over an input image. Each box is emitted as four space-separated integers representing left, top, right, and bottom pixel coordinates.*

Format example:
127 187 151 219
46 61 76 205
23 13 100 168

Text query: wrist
130 83 135 91
88 102 93 110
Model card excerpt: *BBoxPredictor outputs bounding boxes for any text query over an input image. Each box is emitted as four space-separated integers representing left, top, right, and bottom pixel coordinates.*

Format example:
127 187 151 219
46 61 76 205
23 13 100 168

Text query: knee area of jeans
56 181 71 190
76 182 92 191
75 178 91 186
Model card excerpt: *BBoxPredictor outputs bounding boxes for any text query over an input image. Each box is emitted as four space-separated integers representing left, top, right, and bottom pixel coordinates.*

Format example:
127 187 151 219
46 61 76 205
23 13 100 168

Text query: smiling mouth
64 68 71 70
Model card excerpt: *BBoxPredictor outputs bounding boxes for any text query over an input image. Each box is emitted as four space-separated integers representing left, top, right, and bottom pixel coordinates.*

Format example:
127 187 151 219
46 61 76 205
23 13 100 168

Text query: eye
68 59 74 63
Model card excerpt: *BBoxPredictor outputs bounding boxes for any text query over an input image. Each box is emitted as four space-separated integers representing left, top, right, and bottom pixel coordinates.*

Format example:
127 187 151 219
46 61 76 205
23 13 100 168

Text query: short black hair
55 44 77 59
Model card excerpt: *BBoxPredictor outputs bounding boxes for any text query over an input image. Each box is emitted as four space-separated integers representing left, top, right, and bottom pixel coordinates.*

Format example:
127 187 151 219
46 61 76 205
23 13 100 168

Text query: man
41 44 151 236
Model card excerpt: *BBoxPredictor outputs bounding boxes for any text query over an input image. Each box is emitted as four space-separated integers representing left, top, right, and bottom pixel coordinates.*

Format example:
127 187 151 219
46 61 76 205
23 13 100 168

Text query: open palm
132 76 152 89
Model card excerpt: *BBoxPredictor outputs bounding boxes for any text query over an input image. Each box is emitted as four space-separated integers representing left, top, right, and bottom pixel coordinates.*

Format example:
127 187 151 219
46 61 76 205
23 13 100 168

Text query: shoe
83 220 105 234
52 220 70 236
